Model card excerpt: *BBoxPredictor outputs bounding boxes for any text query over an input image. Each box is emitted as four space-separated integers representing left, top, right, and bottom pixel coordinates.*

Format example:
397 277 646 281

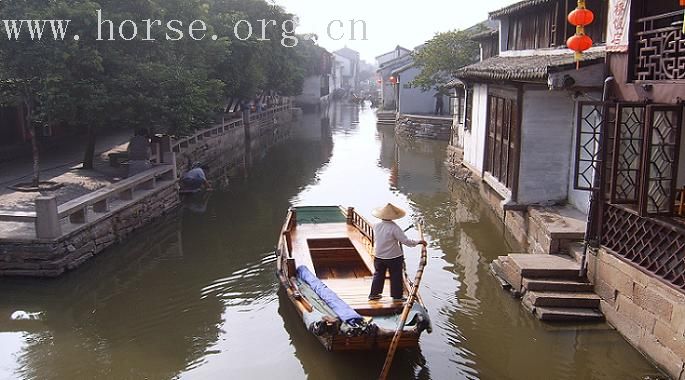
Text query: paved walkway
0 130 133 211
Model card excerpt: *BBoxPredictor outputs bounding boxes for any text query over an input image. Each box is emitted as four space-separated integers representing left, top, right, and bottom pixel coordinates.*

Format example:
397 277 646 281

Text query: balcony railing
634 10 685 81
602 203 685 291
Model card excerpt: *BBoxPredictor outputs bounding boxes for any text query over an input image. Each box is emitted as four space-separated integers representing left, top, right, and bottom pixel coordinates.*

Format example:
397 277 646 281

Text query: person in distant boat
369 203 427 302
180 163 212 192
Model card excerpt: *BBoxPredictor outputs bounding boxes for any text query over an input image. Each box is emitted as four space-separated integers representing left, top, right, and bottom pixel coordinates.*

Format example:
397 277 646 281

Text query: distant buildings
333 47 361 94
375 46 413 111
295 43 335 110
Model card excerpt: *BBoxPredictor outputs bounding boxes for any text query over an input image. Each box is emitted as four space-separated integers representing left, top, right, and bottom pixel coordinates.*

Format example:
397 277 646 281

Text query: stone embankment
0 105 293 277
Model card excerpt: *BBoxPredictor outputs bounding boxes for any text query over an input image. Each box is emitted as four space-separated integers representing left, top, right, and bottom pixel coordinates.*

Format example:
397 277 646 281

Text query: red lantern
568 8 594 27
567 0 594 67
389 76 397 85
567 34 593 52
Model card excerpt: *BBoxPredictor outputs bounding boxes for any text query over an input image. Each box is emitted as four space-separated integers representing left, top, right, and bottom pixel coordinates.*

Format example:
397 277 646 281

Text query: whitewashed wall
397 67 448 115
295 76 322 107
462 83 488 173
518 90 577 205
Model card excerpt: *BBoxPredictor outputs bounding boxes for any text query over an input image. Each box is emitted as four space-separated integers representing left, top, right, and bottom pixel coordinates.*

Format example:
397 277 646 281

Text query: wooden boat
276 206 432 352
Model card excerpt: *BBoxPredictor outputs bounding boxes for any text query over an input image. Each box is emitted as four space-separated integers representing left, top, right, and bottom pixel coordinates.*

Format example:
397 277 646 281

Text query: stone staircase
491 254 604 322
376 111 396 126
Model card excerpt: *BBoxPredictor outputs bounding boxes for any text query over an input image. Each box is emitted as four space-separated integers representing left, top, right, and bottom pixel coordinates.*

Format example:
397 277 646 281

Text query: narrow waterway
0 104 662 380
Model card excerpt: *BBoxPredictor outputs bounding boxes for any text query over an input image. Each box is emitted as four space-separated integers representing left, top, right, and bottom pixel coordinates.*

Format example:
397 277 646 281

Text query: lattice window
610 104 646 204
640 106 683 215
603 204 685 290
634 10 685 81
574 102 613 191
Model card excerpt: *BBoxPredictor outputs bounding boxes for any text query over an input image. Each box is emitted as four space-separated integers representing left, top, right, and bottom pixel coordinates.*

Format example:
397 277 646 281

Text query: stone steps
567 241 586 263
522 297 604 322
522 277 594 292
523 290 601 308
490 253 604 323
376 111 396 126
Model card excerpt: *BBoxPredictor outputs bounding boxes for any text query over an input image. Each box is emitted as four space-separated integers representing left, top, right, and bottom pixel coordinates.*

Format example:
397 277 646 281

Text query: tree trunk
24 99 40 187
82 124 97 169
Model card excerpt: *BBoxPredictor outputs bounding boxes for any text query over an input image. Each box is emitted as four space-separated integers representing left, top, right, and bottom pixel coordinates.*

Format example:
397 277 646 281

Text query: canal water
0 104 663 380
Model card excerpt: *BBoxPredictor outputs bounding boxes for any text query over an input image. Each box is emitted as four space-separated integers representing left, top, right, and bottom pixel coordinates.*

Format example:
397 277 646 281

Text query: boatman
369 203 427 302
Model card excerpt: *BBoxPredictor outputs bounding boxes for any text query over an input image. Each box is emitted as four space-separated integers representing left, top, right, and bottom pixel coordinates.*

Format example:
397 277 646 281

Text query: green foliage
410 28 483 91
0 0 313 139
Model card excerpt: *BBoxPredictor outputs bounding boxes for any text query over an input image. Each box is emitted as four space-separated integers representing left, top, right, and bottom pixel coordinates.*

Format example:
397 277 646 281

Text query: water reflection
0 102 664 380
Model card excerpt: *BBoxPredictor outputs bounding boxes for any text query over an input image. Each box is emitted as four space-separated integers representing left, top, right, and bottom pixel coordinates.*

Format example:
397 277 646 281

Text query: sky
275 0 518 63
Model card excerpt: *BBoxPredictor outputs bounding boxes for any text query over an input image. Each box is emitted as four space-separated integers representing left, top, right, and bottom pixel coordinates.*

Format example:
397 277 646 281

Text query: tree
410 28 483 91
0 0 312 174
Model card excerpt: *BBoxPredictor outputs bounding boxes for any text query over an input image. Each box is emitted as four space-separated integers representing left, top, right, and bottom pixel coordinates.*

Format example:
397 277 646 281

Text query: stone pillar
166 152 178 180
160 135 178 180
35 196 61 239
159 135 172 162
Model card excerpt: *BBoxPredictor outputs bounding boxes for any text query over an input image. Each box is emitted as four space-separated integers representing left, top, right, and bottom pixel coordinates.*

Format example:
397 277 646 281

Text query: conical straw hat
372 203 407 220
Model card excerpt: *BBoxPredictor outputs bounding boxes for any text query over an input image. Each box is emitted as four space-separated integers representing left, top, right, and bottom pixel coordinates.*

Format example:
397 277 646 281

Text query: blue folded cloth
296 266 363 324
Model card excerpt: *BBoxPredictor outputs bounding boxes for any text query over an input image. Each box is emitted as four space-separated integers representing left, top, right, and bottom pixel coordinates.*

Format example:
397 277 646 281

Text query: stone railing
171 118 243 154
249 104 291 123
0 164 177 240
171 104 292 154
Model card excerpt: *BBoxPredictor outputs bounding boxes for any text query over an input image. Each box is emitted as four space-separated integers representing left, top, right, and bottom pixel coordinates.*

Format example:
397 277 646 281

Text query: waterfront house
390 54 451 116
375 46 412 111
375 45 411 67
455 0 609 245
333 47 361 95
295 44 335 110
447 21 499 164
571 0 685 377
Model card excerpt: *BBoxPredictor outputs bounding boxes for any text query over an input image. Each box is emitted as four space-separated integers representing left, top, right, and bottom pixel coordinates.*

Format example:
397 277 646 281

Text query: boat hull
276 206 431 352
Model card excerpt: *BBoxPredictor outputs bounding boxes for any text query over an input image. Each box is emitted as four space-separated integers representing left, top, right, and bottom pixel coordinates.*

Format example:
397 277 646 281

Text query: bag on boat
296 266 363 325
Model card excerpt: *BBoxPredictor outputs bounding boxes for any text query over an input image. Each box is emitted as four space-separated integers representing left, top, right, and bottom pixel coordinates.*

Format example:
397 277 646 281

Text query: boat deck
290 222 405 315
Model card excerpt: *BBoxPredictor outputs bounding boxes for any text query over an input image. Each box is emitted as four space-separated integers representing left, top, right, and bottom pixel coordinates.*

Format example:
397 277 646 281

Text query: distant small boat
276 206 432 352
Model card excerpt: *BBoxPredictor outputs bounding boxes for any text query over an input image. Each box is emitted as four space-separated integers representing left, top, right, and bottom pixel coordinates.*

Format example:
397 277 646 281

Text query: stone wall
396 116 451 141
588 248 685 380
174 123 246 178
0 182 179 277
175 109 293 179
0 108 293 278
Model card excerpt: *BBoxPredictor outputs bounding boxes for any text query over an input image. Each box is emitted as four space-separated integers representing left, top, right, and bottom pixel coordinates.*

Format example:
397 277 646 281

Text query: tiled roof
489 0 554 18
455 50 605 81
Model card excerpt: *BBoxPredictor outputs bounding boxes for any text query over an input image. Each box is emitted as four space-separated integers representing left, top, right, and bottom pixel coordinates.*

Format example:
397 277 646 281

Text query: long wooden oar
379 222 428 380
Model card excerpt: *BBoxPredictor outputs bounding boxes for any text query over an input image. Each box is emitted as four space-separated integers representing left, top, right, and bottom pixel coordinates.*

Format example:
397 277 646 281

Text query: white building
456 3 607 214
391 61 449 116
375 45 411 67
333 47 361 94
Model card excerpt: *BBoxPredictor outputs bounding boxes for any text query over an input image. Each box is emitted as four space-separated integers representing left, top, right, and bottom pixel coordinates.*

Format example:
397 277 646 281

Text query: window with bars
464 87 474 131
451 94 465 124
485 89 519 191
